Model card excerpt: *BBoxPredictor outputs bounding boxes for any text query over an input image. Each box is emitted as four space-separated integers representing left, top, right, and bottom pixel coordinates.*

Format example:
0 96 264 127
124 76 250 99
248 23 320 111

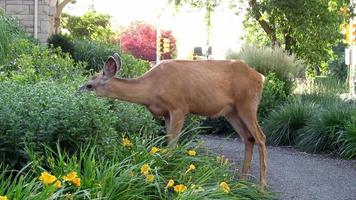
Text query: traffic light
159 37 164 53
163 38 170 53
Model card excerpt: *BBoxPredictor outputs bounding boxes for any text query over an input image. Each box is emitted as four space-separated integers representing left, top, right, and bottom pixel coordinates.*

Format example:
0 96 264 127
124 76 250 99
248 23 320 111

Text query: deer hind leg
225 112 255 180
167 110 185 146
237 107 267 189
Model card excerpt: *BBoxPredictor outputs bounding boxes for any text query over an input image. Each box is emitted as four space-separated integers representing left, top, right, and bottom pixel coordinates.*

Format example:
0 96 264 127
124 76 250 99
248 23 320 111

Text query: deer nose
77 84 89 94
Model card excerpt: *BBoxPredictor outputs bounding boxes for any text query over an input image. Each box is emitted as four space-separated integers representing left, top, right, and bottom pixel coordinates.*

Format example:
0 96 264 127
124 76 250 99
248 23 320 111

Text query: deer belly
190 104 234 118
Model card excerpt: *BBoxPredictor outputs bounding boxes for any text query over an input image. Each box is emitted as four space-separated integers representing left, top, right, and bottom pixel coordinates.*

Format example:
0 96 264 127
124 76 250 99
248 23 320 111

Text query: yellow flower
145 174 155 182
185 164 196 174
72 177 81 187
166 179 174 188
219 181 230 193
122 138 133 147
39 172 57 185
63 171 80 187
63 171 78 182
187 149 196 156
0 196 8 200
53 180 62 188
150 147 160 154
174 184 187 193
140 164 151 175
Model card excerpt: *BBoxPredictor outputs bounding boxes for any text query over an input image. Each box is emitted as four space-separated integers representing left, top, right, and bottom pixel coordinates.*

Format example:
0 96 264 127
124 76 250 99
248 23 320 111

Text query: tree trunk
249 0 280 47
54 0 74 34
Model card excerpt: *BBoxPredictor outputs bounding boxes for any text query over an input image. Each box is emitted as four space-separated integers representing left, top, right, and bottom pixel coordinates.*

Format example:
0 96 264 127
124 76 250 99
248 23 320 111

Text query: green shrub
259 73 290 118
72 39 119 72
0 10 27 65
120 53 151 78
108 101 163 136
72 39 150 77
47 33 75 56
296 104 353 153
0 38 85 83
263 99 317 146
0 82 117 168
339 121 356 159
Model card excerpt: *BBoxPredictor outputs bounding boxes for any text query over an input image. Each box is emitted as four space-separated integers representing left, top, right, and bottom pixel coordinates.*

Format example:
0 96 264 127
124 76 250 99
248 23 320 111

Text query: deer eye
86 84 93 89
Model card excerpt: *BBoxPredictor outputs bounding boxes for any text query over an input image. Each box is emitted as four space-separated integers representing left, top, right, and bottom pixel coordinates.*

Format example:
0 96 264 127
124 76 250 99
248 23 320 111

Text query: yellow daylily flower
140 164 151 175
174 184 187 193
0 196 8 200
145 174 155 182
150 147 160 154
54 180 62 188
166 179 175 188
39 172 57 185
122 138 133 147
187 149 196 156
72 177 81 187
63 171 78 182
185 164 196 174
219 181 230 193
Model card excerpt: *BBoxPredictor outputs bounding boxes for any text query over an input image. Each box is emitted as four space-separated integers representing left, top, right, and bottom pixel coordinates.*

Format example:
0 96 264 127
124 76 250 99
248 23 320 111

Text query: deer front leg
167 110 185 146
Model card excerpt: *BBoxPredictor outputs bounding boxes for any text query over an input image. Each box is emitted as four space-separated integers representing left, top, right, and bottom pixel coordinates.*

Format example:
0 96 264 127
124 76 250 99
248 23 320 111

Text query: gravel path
200 134 356 200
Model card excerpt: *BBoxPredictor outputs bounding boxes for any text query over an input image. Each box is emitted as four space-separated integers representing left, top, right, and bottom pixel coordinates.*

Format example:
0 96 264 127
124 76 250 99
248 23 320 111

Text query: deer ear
103 54 121 78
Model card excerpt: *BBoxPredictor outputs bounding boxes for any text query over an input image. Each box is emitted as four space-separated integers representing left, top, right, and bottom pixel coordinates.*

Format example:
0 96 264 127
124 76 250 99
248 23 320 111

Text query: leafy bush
0 39 85 83
0 135 276 200
263 99 317 146
339 121 356 159
0 10 28 65
296 104 354 153
47 33 75 56
0 82 117 168
61 11 114 41
120 21 177 61
259 73 290 118
71 39 150 77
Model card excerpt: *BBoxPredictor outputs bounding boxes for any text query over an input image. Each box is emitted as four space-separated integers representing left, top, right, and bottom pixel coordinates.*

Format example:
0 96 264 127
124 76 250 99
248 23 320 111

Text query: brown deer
79 53 268 189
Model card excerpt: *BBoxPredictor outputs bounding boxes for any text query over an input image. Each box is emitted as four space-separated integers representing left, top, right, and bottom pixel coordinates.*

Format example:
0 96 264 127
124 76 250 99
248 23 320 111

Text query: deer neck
103 77 151 105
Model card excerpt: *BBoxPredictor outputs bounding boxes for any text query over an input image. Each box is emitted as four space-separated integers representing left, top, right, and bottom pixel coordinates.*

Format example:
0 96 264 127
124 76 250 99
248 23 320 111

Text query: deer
78 53 268 189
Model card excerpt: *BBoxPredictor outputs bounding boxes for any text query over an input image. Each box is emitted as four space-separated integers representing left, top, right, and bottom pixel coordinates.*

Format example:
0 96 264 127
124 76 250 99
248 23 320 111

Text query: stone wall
0 0 56 43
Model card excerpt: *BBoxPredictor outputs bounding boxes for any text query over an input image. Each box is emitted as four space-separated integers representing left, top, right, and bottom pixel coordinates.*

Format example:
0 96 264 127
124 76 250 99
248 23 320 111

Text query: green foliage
108 101 163 136
0 10 28 65
339 121 356 159
0 39 85 83
61 11 114 41
328 43 348 80
296 104 353 153
263 99 317 146
259 73 290 118
0 135 276 200
47 33 75 56
71 39 150 77
119 53 151 78
72 39 119 72
0 82 117 168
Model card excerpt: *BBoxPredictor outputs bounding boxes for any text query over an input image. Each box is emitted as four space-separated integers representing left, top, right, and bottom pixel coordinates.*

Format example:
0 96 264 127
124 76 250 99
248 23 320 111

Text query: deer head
78 53 122 96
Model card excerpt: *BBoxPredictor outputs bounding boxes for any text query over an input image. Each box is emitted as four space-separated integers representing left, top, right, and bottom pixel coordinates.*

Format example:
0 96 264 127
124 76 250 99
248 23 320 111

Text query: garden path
200 134 356 200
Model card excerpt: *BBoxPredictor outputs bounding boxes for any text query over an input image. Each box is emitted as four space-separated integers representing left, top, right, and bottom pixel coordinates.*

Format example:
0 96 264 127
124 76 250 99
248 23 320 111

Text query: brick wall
0 0 56 43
